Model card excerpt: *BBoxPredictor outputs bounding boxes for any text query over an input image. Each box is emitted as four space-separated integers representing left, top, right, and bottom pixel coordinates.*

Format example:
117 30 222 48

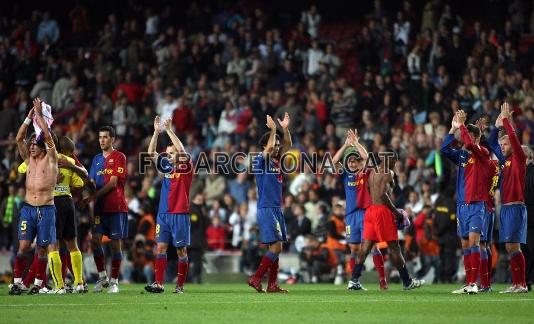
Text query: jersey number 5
20 221 27 231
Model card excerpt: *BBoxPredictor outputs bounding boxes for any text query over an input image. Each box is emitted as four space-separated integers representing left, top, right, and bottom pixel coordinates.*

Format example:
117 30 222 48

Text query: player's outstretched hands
451 112 460 129
163 118 172 131
456 109 467 125
154 116 161 133
277 112 290 129
27 108 34 119
501 102 512 119
475 116 488 133
33 98 42 115
266 115 276 130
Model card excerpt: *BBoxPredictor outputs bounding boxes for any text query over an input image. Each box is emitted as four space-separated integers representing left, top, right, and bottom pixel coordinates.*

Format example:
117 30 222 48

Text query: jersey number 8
94 216 100 225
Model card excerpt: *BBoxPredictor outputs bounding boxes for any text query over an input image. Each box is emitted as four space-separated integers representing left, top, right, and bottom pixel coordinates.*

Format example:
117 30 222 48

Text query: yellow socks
48 251 64 288
70 251 84 285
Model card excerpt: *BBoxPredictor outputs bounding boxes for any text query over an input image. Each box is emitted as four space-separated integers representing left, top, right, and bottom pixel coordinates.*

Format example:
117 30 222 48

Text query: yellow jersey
18 153 84 197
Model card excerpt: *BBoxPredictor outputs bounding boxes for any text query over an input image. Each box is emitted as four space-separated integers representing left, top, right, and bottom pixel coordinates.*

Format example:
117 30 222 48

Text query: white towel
33 101 54 140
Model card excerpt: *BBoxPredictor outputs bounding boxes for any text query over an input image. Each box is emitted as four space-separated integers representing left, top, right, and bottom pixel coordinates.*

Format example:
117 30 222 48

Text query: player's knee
156 245 168 254
387 241 400 252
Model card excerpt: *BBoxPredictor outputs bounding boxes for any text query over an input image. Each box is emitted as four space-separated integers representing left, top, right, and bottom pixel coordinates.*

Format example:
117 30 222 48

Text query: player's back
368 168 391 206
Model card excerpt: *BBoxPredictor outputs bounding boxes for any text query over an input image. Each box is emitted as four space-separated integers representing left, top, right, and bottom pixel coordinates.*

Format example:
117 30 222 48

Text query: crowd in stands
1 0 534 284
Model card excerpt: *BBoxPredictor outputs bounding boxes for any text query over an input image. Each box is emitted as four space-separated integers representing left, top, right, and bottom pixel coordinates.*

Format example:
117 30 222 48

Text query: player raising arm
248 113 291 293
488 102 529 293
349 151 424 291
145 117 193 294
10 98 65 295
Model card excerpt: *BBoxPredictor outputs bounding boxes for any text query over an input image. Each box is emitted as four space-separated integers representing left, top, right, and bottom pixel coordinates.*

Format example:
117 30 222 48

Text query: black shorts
54 195 77 240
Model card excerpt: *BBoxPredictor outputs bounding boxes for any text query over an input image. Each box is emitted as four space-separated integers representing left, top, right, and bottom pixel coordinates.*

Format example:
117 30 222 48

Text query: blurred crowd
1 0 534 284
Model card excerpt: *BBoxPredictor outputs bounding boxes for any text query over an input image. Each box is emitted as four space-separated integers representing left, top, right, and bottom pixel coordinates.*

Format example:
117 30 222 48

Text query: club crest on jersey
505 160 511 167
164 172 181 179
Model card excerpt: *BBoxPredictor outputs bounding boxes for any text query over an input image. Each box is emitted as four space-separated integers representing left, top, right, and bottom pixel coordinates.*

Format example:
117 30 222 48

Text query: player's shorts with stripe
92 212 128 240
18 203 57 246
456 202 484 238
257 207 287 244
481 208 494 243
54 195 77 240
346 209 365 244
156 213 190 247
363 205 398 242
499 204 527 244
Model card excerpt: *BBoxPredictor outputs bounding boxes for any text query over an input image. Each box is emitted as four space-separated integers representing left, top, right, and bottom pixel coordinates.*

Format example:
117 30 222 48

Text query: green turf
1 283 533 323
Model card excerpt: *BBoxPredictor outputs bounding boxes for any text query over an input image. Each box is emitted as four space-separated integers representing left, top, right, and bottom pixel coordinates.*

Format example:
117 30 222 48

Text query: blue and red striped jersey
253 154 282 208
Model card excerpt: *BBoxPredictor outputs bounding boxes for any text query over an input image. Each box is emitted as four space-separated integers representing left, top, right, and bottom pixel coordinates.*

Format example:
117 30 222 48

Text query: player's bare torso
25 155 57 206
368 167 393 205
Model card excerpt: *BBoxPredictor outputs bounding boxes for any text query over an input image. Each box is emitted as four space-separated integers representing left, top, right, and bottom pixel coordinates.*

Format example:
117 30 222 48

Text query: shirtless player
10 98 65 295
349 151 424 290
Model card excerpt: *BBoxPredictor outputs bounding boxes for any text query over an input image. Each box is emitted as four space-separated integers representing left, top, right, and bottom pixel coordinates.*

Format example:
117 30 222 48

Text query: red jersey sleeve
110 152 127 179
503 118 527 163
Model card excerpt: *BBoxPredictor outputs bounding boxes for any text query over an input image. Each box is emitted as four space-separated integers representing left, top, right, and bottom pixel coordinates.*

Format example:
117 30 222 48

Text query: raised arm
501 102 527 163
34 98 57 162
332 130 354 165
16 108 34 161
163 117 186 153
352 129 368 161
488 124 506 164
277 112 292 155
439 113 461 165
262 115 277 158
457 109 489 160
148 116 161 163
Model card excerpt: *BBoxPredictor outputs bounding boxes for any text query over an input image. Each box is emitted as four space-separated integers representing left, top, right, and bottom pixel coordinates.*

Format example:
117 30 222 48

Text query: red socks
510 251 526 287
155 254 167 285
268 259 279 286
470 246 481 285
372 251 386 281
60 249 69 280
254 252 276 280
177 257 188 288
479 248 489 288
111 253 122 280
36 256 48 283
23 253 37 287
463 249 472 285
93 247 105 273
14 253 27 280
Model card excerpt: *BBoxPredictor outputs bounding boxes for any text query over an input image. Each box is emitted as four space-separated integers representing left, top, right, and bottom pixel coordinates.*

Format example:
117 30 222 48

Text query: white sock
110 278 118 285
99 271 107 279
34 279 43 287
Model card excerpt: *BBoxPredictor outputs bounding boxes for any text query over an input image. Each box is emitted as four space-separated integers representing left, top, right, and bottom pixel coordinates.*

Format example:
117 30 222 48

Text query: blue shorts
257 207 287 244
156 213 190 247
481 209 494 243
18 204 56 247
92 213 128 240
346 209 365 244
456 202 485 238
499 204 527 244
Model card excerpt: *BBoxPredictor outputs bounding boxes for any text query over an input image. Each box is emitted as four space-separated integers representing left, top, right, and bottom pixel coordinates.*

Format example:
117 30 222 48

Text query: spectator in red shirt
206 216 227 251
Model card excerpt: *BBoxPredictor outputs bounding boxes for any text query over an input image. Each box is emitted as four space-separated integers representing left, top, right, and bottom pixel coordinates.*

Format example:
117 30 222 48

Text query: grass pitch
1 283 533 323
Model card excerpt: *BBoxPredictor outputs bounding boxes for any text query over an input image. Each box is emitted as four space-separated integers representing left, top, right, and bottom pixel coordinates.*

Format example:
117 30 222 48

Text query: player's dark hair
98 126 115 138
28 132 46 149
259 131 281 148
466 124 481 139
377 148 398 165
59 136 75 154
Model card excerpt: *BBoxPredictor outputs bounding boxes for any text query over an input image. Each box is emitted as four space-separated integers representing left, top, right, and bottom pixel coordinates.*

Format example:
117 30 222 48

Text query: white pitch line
1 298 534 307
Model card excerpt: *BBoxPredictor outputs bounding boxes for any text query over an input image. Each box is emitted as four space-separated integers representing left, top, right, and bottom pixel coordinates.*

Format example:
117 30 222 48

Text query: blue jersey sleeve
440 134 461 165
488 127 506 164
89 156 97 182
